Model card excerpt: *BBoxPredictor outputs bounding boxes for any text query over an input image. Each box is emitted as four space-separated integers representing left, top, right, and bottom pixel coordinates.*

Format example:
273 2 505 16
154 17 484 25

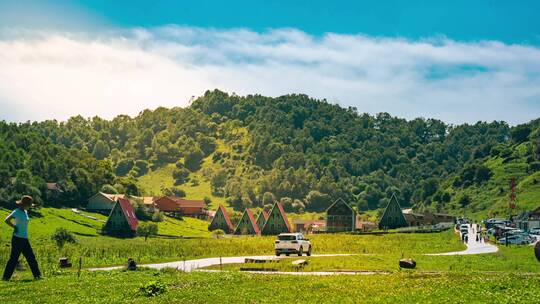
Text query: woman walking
2 195 42 281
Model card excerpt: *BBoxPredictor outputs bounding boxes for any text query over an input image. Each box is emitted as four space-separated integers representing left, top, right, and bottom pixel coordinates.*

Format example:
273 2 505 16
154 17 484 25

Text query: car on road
275 233 312 257
498 234 532 245
529 228 540 236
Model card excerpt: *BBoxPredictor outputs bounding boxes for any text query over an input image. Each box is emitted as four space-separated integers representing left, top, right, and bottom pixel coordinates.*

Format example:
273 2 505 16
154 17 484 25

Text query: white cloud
0 26 539 124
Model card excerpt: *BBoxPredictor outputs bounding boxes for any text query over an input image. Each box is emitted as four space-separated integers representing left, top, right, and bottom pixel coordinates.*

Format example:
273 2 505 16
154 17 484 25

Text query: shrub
139 280 168 297
51 228 77 249
172 167 190 185
151 210 164 222
184 148 204 171
137 223 158 242
100 184 118 194
211 229 225 239
162 187 186 197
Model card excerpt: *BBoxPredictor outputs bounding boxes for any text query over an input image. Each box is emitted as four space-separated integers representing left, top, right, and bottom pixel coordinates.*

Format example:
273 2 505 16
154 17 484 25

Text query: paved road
426 224 498 256
89 254 354 272
90 225 498 274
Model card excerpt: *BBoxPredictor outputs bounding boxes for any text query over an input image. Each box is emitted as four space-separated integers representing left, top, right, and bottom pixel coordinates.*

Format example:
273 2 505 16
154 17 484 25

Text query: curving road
89 254 354 272
426 224 498 256
90 225 498 274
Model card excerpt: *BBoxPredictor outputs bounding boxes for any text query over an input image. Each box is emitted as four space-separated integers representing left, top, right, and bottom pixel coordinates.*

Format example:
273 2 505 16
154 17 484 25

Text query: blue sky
0 1 539 124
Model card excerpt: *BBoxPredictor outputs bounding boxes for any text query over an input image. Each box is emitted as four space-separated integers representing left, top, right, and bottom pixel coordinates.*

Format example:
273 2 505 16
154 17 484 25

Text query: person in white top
2 195 42 281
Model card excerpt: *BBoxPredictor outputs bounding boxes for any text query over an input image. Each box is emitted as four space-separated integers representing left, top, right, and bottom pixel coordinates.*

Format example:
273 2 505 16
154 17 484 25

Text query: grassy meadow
1 206 539 303
0 269 539 303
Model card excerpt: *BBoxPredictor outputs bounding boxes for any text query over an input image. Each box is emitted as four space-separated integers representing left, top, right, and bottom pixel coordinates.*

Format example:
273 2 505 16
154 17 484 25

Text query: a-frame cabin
234 209 260 235
255 210 269 231
208 205 234 234
378 193 408 229
103 198 139 237
261 203 291 235
326 198 357 232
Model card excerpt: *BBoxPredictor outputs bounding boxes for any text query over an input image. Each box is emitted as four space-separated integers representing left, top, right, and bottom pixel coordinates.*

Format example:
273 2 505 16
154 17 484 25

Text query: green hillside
1 90 539 218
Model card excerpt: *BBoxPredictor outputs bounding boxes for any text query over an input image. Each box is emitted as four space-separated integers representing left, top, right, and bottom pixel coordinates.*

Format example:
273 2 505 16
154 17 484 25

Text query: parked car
529 228 540 236
498 234 532 245
275 233 312 256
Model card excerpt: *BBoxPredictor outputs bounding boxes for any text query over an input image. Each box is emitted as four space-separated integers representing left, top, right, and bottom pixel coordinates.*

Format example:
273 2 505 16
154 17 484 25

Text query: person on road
2 195 42 281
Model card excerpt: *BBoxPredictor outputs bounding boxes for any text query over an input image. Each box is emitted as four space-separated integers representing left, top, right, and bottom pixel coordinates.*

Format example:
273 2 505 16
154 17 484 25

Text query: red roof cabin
234 209 260 235
261 203 291 235
102 198 139 237
208 205 234 234
154 196 205 218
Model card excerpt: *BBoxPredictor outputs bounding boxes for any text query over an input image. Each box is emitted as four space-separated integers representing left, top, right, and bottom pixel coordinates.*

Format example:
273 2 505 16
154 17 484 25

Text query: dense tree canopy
2 90 537 215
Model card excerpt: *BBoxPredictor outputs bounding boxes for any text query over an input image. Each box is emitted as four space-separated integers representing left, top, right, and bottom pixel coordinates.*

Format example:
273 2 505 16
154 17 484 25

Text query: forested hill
1 90 538 217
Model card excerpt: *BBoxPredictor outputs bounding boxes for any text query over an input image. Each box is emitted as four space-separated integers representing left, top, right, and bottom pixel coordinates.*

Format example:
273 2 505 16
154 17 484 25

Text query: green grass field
1 209 539 303
0 269 539 303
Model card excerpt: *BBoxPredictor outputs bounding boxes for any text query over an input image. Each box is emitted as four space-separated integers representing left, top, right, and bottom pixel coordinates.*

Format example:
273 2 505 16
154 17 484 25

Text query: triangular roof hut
208 205 234 234
378 193 408 229
234 209 260 235
326 198 357 232
256 209 269 231
103 198 139 236
261 203 291 235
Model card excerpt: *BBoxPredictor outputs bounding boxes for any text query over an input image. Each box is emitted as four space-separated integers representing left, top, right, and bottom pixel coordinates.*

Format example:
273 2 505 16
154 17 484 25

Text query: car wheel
276 252 281 256
298 246 303 257
286 253 290 256
307 246 312 256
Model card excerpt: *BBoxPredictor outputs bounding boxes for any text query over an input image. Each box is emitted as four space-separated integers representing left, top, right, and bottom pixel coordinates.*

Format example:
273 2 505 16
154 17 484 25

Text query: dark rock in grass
535 242 540 263
399 258 416 269
59 257 72 268
127 258 137 271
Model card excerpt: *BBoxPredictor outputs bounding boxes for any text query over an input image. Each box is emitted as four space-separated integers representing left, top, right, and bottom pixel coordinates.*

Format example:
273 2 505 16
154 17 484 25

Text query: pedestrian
2 195 42 281
476 233 479 242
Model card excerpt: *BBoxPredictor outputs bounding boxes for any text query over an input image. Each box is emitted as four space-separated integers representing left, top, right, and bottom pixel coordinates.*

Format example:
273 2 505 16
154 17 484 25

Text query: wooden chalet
255 210 269 231
261 203 291 235
234 209 260 235
87 192 126 212
153 196 205 217
208 205 234 234
102 198 139 237
378 193 408 229
326 198 357 232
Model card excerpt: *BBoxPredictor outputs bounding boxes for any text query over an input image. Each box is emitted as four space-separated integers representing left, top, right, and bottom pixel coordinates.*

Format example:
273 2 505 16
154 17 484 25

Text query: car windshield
278 235 297 241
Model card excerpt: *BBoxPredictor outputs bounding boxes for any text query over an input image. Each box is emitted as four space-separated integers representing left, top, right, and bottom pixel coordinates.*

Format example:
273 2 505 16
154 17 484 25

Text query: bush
172 167 190 185
139 280 167 297
137 223 158 241
151 210 164 222
162 187 186 197
134 160 150 175
115 158 134 176
51 228 77 249
211 229 225 239
100 184 118 194
185 148 204 171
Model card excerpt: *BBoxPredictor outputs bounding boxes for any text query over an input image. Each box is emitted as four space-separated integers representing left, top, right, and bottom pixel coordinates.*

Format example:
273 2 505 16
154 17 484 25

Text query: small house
208 205 234 234
261 203 291 235
102 198 139 237
45 182 63 201
153 196 205 217
87 192 126 212
378 194 408 229
255 210 269 231
326 198 356 232
293 219 326 233
234 209 260 235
